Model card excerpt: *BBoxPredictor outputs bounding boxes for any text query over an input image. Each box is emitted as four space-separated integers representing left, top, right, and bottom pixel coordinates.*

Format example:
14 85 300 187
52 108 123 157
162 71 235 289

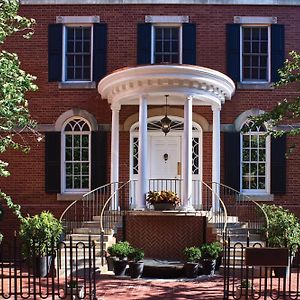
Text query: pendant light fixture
160 95 172 136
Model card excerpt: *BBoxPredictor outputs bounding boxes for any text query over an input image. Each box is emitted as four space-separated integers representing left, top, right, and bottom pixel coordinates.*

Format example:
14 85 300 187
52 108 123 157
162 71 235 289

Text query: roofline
19 0 300 6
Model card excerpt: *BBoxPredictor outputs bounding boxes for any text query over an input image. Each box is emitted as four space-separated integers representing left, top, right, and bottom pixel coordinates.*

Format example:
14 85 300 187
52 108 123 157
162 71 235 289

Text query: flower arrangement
146 190 180 206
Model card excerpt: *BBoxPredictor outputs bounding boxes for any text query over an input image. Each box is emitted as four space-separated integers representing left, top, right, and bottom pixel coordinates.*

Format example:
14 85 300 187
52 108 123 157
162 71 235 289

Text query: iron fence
0 235 97 299
223 236 300 299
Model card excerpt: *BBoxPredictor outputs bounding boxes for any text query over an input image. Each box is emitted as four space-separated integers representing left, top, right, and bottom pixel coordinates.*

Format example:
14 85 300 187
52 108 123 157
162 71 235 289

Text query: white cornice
20 0 300 5
98 64 235 108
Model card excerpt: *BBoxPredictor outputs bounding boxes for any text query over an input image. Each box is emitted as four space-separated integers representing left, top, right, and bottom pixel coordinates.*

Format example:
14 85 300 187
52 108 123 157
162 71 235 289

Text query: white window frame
62 24 94 83
151 24 183 64
240 123 271 195
240 25 271 84
61 117 91 193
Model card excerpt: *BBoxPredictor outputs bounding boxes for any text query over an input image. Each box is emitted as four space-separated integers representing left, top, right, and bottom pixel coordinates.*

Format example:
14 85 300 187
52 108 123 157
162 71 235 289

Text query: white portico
98 64 235 211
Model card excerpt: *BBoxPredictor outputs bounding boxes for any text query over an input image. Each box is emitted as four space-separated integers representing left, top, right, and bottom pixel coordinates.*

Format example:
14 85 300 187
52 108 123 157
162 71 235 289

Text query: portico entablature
98 64 235 109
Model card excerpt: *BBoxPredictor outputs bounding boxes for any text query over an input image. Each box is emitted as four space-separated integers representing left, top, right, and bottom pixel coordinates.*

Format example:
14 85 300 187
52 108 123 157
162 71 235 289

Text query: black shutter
91 132 107 189
271 24 285 83
137 23 152 64
271 135 286 194
224 132 240 190
93 23 107 82
182 23 196 65
45 132 61 193
226 24 240 82
48 24 63 82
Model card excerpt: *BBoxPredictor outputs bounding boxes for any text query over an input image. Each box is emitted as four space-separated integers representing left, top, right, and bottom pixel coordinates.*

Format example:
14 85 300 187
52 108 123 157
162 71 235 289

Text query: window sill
58 81 96 90
237 82 274 90
241 193 274 202
57 193 84 201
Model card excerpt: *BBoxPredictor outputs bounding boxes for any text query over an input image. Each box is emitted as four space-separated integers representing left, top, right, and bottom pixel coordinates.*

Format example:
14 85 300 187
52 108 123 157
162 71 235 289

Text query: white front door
150 136 181 179
149 135 182 196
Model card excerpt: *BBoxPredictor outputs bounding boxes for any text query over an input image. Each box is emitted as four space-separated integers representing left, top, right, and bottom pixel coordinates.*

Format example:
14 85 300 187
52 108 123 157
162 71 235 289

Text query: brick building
1 0 300 242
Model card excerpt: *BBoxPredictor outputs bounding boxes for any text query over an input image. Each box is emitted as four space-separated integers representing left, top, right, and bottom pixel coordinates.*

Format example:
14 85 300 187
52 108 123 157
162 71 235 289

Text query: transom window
241 121 269 193
241 26 269 82
153 26 181 64
63 118 91 192
64 26 92 81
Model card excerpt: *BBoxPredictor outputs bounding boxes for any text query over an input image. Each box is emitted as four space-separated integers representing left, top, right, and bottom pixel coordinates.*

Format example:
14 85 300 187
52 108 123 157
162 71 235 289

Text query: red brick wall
1 3 300 238
125 214 206 260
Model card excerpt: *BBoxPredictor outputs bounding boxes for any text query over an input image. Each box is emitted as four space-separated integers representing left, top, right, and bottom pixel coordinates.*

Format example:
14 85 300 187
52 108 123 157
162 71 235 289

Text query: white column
110 104 120 209
181 95 194 211
212 105 221 211
136 95 148 210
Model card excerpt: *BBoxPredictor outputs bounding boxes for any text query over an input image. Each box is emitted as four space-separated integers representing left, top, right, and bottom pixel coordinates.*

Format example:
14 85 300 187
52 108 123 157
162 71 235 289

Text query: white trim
145 16 189 23
21 0 300 5
234 16 277 24
240 123 270 194
56 16 100 24
239 25 271 84
151 24 182 64
61 117 92 193
62 24 93 83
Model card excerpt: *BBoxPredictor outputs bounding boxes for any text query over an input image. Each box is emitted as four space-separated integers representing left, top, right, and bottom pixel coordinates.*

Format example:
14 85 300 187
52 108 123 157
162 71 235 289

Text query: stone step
66 234 114 242
72 227 113 235
225 234 263 242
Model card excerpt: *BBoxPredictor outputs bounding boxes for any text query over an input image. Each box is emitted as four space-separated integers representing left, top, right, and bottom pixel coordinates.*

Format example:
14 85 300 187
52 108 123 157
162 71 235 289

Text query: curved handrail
59 182 116 222
99 180 131 233
210 181 269 231
202 180 228 235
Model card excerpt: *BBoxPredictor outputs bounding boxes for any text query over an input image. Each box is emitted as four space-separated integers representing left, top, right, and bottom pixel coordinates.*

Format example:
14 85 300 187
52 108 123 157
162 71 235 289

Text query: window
152 26 181 64
64 26 92 81
48 17 107 85
241 121 269 193
62 118 91 192
242 26 269 82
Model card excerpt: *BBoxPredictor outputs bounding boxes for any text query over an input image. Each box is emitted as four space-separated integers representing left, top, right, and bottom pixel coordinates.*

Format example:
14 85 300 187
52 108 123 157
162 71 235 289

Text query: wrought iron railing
59 182 119 235
210 182 269 235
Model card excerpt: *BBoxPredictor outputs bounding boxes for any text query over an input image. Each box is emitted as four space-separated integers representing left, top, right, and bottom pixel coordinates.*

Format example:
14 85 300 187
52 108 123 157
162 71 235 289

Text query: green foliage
107 241 132 260
19 211 63 258
262 204 300 254
128 247 144 262
146 190 180 206
241 279 252 288
184 246 201 263
250 51 300 142
200 242 223 260
0 0 38 226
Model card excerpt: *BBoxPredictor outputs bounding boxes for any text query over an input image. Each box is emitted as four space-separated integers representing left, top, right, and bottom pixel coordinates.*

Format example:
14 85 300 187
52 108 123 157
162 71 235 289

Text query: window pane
251 149 258 161
66 176 72 189
243 28 251 40
82 176 89 188
67 68 74 80
65 148 72 161
74 176 80 188
66 163 72 175
242 163 249 175
243 135 250 147
82 163 89 175
259 149 266 161
258 177 265 189
252 28 259 40
243 42 251 53
243 149 249 161
242 177 249 189
250 163 257 175
82 148 89 161
251 135 258 147
258 163 265 175
250 178 257 189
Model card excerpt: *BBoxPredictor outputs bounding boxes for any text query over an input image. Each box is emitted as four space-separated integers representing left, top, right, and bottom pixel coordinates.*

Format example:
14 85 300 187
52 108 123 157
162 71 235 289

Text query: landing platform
142 259 184 278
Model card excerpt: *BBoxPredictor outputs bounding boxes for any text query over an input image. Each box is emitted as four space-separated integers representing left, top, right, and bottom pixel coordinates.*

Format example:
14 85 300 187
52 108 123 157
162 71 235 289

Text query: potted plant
235 279 255 300
146 190 180 210
261 204 300 277
128 247 144 279
200 241 223 275
19 211 63 277
183 246 201 278
107 241 132 276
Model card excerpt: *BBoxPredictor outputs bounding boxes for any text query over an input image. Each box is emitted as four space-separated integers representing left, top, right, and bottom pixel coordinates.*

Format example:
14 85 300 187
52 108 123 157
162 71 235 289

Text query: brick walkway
95 274 225 299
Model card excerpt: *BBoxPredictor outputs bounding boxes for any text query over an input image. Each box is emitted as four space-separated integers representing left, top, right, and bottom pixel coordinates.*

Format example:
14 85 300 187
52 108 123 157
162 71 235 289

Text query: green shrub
262 204 300 254
19 211 63 258
107 241 132 259
128 247 144 262
200 242 223 260
184 246 201 263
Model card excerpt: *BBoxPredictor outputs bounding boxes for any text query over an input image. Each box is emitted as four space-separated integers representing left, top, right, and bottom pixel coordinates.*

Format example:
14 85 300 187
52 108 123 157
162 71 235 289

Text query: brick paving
95 274 225 300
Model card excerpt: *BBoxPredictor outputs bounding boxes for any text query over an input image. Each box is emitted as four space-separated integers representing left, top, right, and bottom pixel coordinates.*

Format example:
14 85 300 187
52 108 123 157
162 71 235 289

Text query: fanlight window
63 118 91 191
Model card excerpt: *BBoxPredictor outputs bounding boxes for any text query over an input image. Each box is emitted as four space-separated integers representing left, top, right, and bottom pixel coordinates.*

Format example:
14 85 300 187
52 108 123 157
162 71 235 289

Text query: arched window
62 117 91 192
241 121 270 193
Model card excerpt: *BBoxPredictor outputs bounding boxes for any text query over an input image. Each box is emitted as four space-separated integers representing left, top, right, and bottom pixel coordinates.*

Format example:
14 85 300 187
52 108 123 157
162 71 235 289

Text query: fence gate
0 236 97 299
223 237 300 300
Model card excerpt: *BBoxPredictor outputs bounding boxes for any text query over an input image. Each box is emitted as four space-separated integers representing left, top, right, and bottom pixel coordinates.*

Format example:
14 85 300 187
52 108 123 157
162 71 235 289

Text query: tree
0 0 37 226
251 51 300 142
